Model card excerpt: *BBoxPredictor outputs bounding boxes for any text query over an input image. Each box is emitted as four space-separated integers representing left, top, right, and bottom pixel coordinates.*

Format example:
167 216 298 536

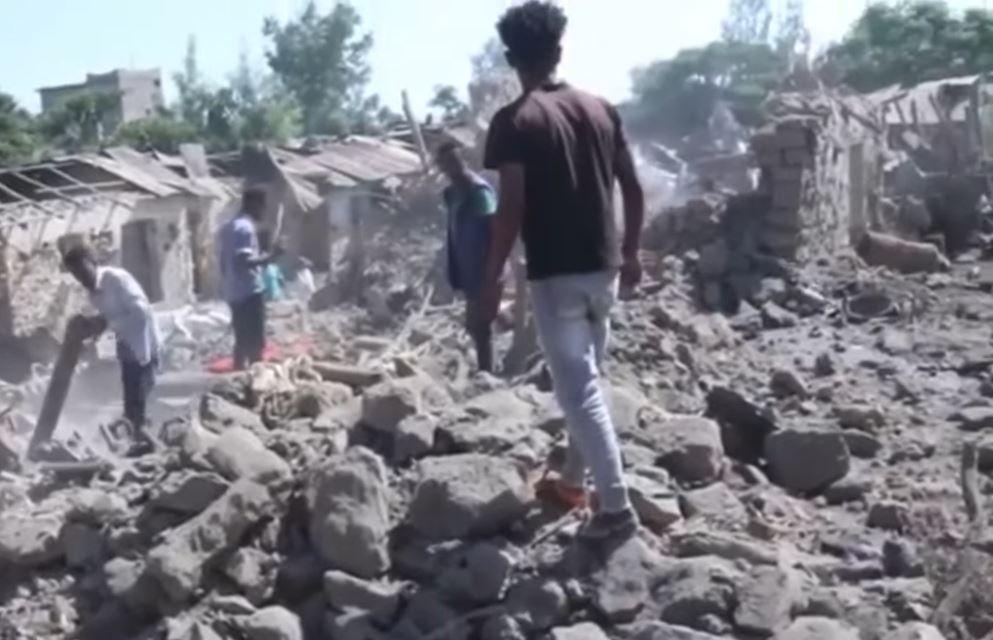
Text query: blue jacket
444 173 497 297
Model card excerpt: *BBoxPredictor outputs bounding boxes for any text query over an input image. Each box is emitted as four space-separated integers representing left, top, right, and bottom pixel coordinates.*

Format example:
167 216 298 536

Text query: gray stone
397 590 470 640
437 542 515 605
824 477 871 505
224 547 278 605
670 530 779 565
408 454 529 539
655 561 737 631
307 447 391 579
241 606 303 640
952 406 993 431
651 416 725 485
65 488 130 525
765 430 850 494
883 622 946 640
679 483 748 527
294 381 352 418
323 570 402 618
146 479 278 602
771 369 808 398
326 610 389 640
585 537 668 624
0 511 63 567
627 470 683 531
762 303 799 329
977 437 993 473
867 501 910 532
207 427 291 485
626 622 727 639
551 623 609 640
835 405 885 432
208 593 257 615
200 393 265 433
392 414 436 464
151 471 229 515
361 378 422 433
735 566 805 636
814 353 836 377
706 386 777 464
60 523 105 570
276 553 326 603
774 617 859 640
103 557 160 615
505 578 568 632
841 431 883 459
480 615 527 640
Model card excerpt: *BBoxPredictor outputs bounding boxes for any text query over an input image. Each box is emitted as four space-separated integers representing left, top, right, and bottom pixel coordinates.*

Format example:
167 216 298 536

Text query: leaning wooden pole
402 90 430 172
28 317 87 456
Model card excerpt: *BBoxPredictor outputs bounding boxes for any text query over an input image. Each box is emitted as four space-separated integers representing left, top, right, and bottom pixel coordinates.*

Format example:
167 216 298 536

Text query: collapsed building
0 136 427 383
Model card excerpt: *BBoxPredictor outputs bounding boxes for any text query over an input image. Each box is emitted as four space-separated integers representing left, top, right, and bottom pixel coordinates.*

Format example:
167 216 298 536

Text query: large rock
437 542 515 606
307 447 391 579
207 427 291 484
435 389 538 455
679 483 748 527
505 578 569 632
654 560 737 631
362 376 448 433
734 566 805 636
580 536 669 624
408 454 529 539
551 623 609 640
241 606 303 640
650 416 725 485
150 471 230 515
146 479 278 602
774 617 859 640
951 406 993 432
324 570 402 618
706 386 777 464
627 469 683 531
200 393 265 434
0 511 64 567
61 522 106 570
626 622 728 639
883 622 946 640
765 430 850 494
224 547 279 605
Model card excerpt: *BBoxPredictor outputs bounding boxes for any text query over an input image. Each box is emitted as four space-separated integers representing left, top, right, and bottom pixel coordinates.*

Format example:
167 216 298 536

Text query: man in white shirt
63 244 160 445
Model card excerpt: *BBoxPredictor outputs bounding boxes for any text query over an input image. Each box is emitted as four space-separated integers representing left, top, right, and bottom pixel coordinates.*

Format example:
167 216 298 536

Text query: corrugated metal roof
296 137 423 183
870 75 983 126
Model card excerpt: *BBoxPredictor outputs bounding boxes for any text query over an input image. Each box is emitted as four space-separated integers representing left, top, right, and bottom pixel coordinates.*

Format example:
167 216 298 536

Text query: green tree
113 117 198 153
263 1 373 135
776 0 811 58
628 41 782 138
40 91 120 152
0 92 38 166
429 85 469 121
823 1 993 92
722 0 772 44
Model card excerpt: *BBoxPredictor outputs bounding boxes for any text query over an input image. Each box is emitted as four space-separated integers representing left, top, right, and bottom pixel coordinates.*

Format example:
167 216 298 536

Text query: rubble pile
2 243 993 639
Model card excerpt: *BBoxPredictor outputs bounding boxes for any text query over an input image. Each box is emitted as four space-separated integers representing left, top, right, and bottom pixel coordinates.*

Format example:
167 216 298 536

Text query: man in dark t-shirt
479 1 646 541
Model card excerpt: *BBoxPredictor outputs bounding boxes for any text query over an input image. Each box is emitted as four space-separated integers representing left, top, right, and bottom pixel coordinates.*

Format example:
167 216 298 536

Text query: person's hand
620 251 643 290
478 277 504 326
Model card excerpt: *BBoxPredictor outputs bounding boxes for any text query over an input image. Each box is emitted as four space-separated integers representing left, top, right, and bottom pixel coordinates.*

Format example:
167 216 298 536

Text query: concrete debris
3 99 993 639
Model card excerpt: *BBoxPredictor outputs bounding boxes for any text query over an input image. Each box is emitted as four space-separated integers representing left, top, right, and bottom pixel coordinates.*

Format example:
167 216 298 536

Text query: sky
0 0 990 116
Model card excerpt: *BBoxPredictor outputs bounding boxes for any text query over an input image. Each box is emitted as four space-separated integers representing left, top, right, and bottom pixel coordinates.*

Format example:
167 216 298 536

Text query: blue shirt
220 214 264 303
263 264 284 301
444 173 497 297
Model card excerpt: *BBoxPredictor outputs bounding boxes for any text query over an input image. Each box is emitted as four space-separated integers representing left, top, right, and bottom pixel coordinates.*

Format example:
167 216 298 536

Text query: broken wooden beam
29 317 88 456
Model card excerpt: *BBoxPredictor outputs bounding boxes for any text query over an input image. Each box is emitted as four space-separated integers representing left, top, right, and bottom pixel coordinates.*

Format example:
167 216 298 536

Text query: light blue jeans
531 270 630 513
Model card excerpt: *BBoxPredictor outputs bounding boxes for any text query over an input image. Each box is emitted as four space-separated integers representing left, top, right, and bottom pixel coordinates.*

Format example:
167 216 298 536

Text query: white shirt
90 267 161 366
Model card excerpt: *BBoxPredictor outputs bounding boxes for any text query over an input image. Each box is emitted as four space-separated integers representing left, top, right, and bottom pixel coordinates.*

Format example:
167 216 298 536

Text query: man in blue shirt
219 186 281 370
437 142 499 373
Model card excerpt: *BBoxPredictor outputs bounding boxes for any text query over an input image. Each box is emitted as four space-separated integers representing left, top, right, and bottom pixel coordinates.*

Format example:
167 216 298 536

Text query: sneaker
578 507 639 542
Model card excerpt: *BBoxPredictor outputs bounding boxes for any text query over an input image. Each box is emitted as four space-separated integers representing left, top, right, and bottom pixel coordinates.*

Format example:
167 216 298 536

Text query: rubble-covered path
2 255 993 640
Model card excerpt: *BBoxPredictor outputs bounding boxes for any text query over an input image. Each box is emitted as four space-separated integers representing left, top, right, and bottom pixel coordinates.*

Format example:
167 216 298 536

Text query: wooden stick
962 442 983 525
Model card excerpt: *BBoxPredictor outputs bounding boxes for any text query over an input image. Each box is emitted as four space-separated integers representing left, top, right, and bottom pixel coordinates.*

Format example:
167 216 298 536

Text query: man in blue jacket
437 142 499 373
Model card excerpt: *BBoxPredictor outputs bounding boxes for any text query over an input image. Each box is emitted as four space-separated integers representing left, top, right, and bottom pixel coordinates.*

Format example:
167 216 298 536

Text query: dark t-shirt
484 82 629 280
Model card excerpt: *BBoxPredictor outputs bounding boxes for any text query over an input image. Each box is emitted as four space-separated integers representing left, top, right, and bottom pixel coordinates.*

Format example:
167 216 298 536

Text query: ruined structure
38 69 165 131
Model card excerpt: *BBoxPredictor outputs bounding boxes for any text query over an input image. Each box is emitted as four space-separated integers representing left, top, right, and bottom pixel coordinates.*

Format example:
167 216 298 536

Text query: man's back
484 83 626 280
220 215 262 303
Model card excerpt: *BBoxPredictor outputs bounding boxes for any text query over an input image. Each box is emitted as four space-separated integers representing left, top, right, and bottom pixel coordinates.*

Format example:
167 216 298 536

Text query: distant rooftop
38 68 161 94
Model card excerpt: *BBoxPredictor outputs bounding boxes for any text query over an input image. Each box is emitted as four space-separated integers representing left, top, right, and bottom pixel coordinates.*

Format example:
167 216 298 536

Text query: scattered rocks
765 430 851 494
652 416 726 485
0 511 64 567
654 560 737 631
361 378 424 433
408 454 529 539
307 447 391 579
836 405 885 432
551 623 610 640
841 431 883 459
775 616 859 639
771 369 808 398
680 483 748 527
867 501 910 532
437 541 515 605
951 406 993 431
883 622 946 640
706 386 777 464
323 570 402 618
207 427 291 485
734 566 805 636
240 605 303 640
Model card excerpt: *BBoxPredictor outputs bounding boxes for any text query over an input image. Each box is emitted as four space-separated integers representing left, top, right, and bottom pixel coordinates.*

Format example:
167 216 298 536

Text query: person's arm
612 106 645 288
483 165 526 286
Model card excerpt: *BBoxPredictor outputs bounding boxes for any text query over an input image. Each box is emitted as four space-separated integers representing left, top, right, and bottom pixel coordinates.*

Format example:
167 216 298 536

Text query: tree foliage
40 91 120 153
722 0 772 44
113 117 199 153
0 92 38 166
429 85 469 121
263 1 373 135
823 1 993 93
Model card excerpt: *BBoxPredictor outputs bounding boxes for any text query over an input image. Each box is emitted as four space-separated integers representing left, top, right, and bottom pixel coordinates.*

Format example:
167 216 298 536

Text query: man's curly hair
497 1 568 73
